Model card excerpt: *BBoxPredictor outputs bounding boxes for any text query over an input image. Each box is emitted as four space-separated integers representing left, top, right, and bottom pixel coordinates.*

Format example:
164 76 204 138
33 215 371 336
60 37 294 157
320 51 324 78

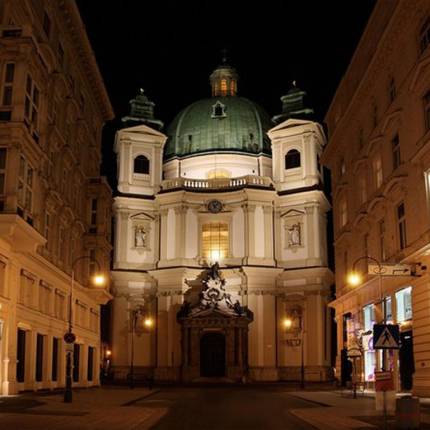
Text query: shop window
35 334 44 382
87 346 94 381
73 343 80 382
396 287 412 322
16 328 26 382
285 149 301 169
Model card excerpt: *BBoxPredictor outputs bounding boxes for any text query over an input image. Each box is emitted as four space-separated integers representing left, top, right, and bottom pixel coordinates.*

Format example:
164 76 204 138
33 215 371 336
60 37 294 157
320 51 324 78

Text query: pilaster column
159 209 168 261
305 206 316 260
263 205 274 259
174 206 186 259
243 204 256 262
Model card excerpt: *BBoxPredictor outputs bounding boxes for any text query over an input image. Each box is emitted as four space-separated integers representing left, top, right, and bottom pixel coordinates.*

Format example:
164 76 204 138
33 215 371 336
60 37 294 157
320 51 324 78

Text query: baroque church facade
111 61 333 382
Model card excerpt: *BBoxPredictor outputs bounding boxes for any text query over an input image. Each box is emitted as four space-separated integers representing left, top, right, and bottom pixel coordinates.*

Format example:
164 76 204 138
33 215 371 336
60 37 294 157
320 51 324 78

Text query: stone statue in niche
287 223 301 247
134 225 147 248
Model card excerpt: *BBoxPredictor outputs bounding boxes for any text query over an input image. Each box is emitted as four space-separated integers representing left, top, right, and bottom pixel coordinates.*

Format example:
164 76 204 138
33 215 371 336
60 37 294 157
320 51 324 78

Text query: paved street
134 386 317 430
4 385 430 429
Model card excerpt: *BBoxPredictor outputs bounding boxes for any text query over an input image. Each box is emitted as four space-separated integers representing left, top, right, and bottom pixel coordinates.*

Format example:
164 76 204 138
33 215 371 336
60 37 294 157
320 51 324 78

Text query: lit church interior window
134 155 150 174
202 222 229 261
285 149 301 169
220 79 227 96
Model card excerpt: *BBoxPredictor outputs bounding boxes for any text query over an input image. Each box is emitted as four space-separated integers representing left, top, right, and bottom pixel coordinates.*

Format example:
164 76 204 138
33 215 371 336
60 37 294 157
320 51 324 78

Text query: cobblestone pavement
0 387 166 430
5 385 429 429
133 386 318 429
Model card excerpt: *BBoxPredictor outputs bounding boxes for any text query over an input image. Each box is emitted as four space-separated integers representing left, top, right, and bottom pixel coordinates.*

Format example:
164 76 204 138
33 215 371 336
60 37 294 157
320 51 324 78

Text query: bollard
396 396 420 429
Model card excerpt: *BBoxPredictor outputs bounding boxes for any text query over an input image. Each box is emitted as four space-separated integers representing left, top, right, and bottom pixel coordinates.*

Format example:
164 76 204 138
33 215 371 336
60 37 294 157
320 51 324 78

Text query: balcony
161 175 274 192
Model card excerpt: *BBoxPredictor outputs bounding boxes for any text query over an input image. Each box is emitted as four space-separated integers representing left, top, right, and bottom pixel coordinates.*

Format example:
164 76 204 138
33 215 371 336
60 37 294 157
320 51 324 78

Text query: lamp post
283 306 305 389
129 305 153 389
64 256 105 403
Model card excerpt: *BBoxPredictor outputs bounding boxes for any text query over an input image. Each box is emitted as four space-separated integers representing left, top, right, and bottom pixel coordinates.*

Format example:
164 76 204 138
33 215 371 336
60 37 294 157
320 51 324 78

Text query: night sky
76 1 376 188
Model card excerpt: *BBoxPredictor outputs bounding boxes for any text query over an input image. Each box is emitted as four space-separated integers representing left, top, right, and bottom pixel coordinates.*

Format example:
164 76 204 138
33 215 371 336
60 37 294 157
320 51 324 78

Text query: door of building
399 330 414 390
200 332 225 377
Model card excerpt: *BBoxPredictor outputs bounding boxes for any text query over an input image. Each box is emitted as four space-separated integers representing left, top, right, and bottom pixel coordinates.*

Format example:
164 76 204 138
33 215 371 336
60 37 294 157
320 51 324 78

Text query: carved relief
287 223 301 247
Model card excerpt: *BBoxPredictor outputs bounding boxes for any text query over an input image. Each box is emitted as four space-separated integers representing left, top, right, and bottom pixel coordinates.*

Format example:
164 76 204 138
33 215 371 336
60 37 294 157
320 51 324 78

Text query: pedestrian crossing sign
373 324 400 349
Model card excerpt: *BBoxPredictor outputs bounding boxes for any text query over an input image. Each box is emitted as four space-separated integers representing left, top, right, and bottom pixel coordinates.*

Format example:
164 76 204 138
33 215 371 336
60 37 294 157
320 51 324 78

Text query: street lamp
283 306 305 389
129 305 153 389
64 256 106 403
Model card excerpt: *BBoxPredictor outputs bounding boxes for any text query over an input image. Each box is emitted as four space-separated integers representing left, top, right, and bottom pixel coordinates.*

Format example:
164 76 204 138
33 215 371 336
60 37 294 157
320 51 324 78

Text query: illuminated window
207 169 231 179
396 287 412 322
134 155 150 174
420 18 430 53
220 79 227 96
202 222 229 261
230 81 236 96
285 149 301 169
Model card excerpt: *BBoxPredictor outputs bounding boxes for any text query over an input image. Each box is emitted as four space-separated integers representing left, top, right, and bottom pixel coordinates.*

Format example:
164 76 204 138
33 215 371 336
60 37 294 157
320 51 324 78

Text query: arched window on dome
285 149 301 169
134 155 150 174
211 101 226 119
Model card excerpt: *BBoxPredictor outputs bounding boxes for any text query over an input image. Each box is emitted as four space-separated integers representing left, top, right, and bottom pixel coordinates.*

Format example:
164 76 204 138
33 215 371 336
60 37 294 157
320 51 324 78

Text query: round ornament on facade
207 199 223 213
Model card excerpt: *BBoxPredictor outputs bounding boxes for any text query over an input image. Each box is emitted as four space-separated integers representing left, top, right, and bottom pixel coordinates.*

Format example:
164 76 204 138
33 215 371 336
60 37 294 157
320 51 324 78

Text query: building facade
111 63 333 383
0 0 113 395
322 0 430 396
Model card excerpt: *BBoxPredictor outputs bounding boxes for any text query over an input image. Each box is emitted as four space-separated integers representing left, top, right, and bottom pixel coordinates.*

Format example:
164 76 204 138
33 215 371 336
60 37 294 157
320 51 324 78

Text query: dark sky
76 1 375 187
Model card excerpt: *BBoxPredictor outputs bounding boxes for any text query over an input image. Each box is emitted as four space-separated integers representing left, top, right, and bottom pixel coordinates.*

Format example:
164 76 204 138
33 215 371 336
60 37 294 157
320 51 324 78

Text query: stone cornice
59 1 114 121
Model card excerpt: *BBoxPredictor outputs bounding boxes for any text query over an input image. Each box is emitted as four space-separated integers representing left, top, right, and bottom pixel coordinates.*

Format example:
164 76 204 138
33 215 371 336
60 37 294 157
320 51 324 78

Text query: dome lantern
209 52 238 97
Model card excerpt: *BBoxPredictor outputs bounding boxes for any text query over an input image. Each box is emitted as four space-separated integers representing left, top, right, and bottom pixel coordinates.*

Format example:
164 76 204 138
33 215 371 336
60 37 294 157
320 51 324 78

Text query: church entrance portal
177 263 253 382
200 332 226 377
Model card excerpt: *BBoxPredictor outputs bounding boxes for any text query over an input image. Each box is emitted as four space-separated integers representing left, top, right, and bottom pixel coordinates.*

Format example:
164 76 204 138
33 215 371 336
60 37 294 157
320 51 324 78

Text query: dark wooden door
200 332 225 377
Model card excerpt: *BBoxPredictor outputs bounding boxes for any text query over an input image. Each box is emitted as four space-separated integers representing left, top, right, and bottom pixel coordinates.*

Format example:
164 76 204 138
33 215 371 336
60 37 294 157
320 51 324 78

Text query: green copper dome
164 97 272 161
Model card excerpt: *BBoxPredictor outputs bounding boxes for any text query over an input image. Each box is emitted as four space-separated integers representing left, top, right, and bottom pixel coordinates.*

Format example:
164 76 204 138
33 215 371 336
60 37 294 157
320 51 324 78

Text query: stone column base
278 365 332 382
413 368 430 397
248 367 279 381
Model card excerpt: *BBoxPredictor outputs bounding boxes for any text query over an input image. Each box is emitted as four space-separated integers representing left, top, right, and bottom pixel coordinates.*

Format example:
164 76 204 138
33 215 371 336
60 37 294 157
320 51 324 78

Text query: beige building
0 1 113 394
111 64 333 383
323 0 430 396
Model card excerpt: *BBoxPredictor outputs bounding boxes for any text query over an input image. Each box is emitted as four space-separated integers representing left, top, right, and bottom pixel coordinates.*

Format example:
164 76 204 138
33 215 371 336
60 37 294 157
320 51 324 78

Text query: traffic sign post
375 371 394 392
373 324 400 350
